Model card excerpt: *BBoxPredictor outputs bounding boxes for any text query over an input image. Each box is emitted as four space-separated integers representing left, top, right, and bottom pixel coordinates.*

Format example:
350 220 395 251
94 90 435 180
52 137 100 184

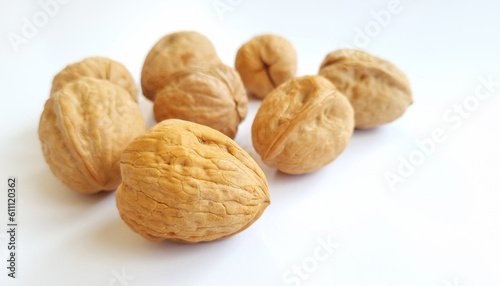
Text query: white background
1 0 499 285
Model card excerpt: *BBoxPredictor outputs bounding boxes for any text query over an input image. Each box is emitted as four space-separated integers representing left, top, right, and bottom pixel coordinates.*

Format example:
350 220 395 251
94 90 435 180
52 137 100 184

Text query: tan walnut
51 57 137 100
116 119 270 243
252 75 354 174
141 31 222 101
235 34 297 99
319 49 412 129
153 64 248 139
39 78 146 194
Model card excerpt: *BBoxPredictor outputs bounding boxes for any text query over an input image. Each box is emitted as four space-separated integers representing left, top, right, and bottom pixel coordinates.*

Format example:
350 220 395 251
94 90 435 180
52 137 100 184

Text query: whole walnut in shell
153 64 247 139
141 31 222 101
319 49 412 129
235 34 297 99
39 78 146 194
252 75 354 174
116 119 270 243
51 57 137 100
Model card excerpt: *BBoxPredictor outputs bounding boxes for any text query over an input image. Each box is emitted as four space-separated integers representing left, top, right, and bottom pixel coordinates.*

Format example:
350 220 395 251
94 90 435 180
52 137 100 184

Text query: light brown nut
51 57 137 100
153 64 247 139
235 34 297 99
252 75 354 174
116 119 270 243
141 31 222 101
319 49 413 129
39 77 146 194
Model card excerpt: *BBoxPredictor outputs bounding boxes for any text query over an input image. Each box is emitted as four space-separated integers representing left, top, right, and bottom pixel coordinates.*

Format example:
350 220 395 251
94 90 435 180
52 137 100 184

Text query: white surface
1 0 500 285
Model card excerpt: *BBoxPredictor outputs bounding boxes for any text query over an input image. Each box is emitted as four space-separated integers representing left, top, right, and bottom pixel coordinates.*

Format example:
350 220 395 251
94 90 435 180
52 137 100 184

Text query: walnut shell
235 34 297 99
252 75 354 174
116 119 270 243
141 31 222 101
153 64 247 139
51 57 137 100
39 78 146 194
319 49 412 129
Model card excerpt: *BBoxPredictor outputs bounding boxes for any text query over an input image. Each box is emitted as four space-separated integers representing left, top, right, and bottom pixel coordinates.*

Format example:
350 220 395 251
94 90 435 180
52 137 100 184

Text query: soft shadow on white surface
33 166 113 207
353 125 385 136
91 217 227 253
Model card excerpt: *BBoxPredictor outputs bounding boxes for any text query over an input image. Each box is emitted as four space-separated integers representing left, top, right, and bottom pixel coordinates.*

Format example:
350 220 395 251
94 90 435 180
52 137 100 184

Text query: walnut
153 64 247 139
252 75 354 174
38 78 146 194
319 49 413 129
141 31 222 101
235 34 297 99
51 57 137 100
116 119 270 243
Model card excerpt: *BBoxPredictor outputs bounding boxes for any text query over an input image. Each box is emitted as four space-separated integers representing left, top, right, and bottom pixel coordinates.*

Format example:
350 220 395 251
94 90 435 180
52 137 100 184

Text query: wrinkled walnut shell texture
252 75 354 174
319 49 412 129
51 57 137 100
141 31 222 101
116 119 270 243
153 64 247 139
39 78 146 194
235 34 297 99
